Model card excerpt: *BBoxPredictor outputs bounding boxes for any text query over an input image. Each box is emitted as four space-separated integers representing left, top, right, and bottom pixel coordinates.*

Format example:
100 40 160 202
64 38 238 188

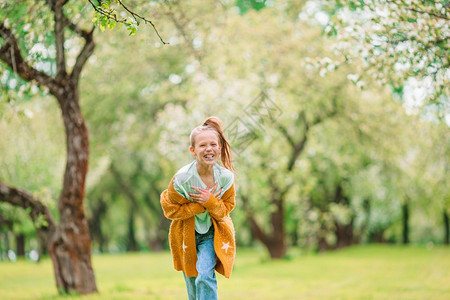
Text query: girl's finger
214 188 222 198
191 186 201 193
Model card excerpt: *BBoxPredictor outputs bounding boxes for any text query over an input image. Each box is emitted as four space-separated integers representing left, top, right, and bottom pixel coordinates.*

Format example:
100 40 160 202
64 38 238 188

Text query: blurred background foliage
0 0 449 259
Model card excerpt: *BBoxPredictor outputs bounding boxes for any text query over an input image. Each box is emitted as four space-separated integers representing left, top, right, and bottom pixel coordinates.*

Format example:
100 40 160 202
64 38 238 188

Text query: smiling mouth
204 154 215 159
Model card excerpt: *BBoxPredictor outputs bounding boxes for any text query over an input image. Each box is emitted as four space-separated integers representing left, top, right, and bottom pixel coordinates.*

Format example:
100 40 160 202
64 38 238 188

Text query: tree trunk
88 198 107 253
369 230 385 243
16 234 25 257
334 185 355 248
147 214 170 251
291 219 299 247
0 233 4 259
402 200 409 244
4 232 10 258
360 198 371 242
335 219 354 249
38 232 48 261
269 198 287 258
244 193 287 259
47 84 97 294
126 205 138 252
143 184 171 251
267 239 287 258
444 210 449 245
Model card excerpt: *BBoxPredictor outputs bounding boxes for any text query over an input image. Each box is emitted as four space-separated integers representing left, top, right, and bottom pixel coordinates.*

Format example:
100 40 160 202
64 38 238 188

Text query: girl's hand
189 183 222 204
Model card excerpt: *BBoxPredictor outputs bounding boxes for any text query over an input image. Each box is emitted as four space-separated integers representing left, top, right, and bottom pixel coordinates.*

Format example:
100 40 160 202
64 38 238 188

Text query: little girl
160 116 236 300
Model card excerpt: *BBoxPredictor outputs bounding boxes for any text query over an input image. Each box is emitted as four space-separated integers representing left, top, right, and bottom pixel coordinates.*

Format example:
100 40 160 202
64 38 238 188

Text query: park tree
303 85 418 249
0 0 98 293
398 120 450 245
0 0 171 292
317 0 449 115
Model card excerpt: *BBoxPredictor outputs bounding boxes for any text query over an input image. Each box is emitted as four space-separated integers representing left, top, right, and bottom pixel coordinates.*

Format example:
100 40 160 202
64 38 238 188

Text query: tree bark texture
48 85 97 294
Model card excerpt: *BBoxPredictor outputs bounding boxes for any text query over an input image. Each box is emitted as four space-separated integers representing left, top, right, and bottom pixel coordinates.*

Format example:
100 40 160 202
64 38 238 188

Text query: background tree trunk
369 230 386 243
126 206 138 252
16 234 25 257
402 199 409 245
88 197 108 253
444 210 449 245
242 192 287 259
334 184 355 249
147 215 170 252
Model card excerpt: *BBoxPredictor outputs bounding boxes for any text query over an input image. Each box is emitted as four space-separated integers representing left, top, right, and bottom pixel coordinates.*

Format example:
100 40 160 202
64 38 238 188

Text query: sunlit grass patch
0 245 449 299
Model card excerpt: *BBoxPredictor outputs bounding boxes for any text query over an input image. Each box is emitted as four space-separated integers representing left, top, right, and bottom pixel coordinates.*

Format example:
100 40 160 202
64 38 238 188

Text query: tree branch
0 181 56 234
62 12 91 40
163 2 203 61
46 1 97 82
407 7 449 20
52 1 67 77
273 120 295 148
387 0 450 20
287 135 308 172
88 0 168 44
110 163 139 207
0 22 59 93
283 97 339 172
70 27 95 82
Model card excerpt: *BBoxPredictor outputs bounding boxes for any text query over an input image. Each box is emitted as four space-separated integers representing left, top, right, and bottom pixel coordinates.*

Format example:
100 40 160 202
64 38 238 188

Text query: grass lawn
0 244 449 299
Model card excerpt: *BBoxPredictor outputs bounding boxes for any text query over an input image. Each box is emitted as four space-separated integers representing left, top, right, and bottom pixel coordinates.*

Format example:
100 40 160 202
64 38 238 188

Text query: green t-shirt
173 160 234 234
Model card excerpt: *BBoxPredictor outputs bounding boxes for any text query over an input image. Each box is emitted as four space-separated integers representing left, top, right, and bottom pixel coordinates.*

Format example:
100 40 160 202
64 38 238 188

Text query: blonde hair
190 116 233 172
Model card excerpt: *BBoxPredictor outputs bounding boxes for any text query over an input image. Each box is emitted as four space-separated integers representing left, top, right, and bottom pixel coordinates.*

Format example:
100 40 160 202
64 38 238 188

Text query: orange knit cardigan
160 177 236 278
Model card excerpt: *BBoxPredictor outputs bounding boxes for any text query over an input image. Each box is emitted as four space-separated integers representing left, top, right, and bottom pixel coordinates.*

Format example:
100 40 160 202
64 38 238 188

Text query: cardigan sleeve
202 183 236 220
160 179 206 221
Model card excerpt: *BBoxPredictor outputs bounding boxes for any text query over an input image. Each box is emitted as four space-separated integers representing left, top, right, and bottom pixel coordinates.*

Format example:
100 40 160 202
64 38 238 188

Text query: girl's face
190 131 221 166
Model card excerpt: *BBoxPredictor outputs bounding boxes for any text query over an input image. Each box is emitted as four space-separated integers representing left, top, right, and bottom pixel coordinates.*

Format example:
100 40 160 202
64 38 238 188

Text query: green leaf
109 20 116 30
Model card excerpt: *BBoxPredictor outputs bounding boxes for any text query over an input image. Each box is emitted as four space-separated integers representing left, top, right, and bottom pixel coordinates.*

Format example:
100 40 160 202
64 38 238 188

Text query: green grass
0 245 449 299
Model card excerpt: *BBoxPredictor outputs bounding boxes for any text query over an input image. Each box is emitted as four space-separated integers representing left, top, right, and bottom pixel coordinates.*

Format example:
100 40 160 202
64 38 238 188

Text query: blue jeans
183 226 217 300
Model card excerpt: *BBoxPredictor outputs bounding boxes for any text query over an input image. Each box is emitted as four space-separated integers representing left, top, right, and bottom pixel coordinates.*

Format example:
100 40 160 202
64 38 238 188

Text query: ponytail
190 116 233 172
